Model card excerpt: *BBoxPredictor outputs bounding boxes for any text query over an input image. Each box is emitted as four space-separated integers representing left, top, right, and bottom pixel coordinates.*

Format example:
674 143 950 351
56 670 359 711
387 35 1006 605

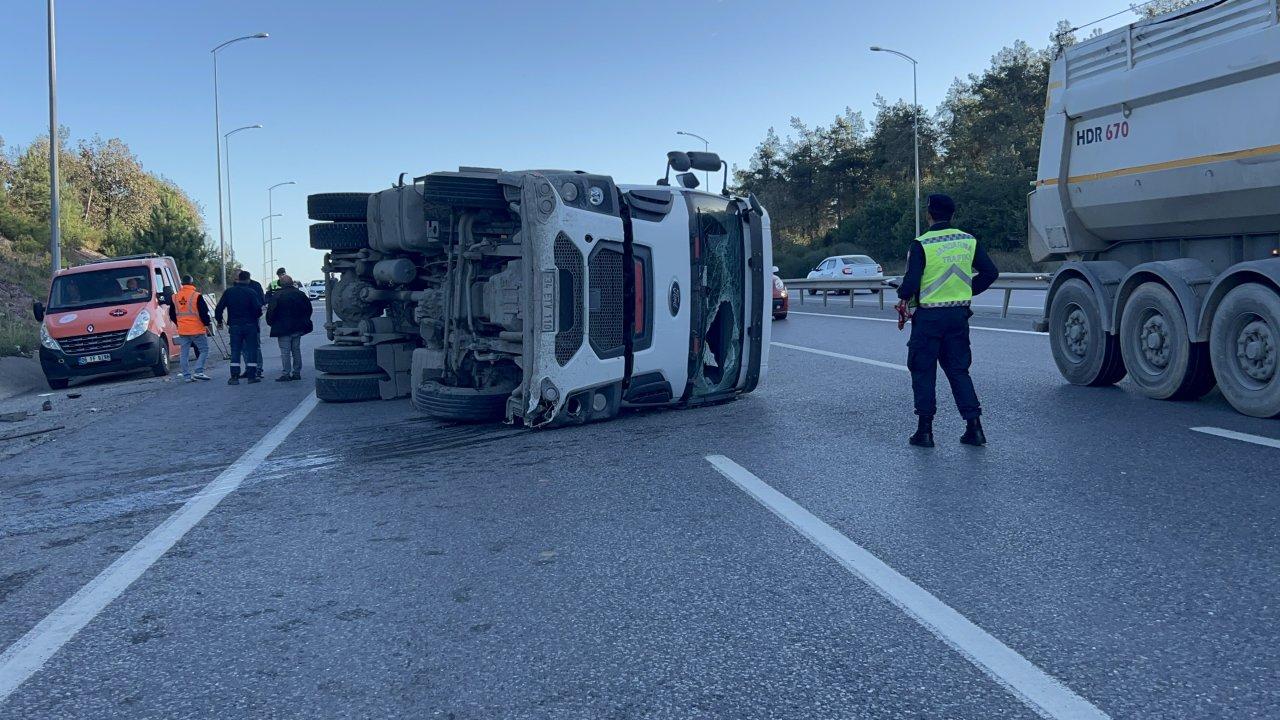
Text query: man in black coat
214 270 265 384
265 274 313 381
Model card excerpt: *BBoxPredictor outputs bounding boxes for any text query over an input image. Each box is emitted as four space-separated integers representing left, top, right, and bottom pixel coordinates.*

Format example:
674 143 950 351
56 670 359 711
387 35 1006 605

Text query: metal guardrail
782 273 1052 318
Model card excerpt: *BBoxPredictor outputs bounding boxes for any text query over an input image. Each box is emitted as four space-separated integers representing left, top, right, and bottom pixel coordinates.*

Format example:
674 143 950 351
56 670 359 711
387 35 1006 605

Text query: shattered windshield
691 197 745 397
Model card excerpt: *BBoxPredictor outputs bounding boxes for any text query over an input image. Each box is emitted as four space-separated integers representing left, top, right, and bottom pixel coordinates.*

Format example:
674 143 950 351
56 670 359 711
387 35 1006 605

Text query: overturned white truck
1030 0 1280 417
307 152 771 427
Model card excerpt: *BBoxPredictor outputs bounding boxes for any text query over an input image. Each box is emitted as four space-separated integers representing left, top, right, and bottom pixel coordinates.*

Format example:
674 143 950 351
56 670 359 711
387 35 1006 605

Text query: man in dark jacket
265 274 313 381
214 270 265 384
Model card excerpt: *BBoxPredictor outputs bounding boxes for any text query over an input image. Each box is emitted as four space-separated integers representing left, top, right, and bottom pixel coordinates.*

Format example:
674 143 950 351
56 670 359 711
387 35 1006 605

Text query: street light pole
223 124 262 273
260 214 280 283
676 130 711 189
212 32 268 291
870 46 921 237
267 181 295 281
47 0 60 274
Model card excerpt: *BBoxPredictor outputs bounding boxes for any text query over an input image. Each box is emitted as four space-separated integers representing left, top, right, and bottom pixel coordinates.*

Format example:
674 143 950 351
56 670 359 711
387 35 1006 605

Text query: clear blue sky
4 0 1134 280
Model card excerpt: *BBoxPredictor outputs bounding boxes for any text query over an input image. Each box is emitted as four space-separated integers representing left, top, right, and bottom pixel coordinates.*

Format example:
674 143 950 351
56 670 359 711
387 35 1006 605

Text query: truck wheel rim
1234 316 1275 386
1063 305 1089 361
1137 311 1171 371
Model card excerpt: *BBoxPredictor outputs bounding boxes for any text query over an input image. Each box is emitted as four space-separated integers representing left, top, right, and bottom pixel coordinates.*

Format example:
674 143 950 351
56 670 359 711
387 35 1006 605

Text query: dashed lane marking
771 341 908 371
0 393 321 703
1191 426 1280 450
706 454 1111 720
789 310 1045 336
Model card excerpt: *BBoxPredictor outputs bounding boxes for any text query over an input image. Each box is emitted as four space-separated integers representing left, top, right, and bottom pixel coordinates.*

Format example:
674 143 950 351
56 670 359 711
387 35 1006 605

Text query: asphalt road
1 303 1278 719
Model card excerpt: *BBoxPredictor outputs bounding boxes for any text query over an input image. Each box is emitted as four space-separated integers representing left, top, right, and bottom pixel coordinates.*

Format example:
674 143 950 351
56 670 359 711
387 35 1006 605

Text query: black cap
927 193 955 221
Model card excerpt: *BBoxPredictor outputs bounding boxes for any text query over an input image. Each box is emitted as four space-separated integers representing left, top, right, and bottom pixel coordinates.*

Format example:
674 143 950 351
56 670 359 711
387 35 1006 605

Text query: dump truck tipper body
1030 0 1280 417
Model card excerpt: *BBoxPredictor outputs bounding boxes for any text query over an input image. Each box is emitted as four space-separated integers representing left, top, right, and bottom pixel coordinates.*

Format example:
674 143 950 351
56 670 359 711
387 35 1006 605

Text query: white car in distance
307 280 326 299
805 255 884 294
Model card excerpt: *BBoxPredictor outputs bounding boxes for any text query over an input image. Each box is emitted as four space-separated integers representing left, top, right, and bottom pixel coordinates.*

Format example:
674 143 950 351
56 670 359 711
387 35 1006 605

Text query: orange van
32 254 184 389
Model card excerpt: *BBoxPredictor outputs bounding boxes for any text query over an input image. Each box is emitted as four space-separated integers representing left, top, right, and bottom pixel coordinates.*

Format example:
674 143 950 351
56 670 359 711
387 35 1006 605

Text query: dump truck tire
316 372 382 402
309 222 368 250
314 343 378 374
412 381 510 422
307 192 370 222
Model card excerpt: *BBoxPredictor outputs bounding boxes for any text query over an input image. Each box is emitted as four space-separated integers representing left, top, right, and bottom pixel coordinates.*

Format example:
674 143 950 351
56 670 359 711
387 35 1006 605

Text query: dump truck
306 151 772 427
1029 0 1280 417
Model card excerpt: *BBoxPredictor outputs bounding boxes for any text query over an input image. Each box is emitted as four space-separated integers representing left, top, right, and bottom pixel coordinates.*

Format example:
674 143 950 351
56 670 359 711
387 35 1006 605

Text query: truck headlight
40 324 62 351
126 309 151 341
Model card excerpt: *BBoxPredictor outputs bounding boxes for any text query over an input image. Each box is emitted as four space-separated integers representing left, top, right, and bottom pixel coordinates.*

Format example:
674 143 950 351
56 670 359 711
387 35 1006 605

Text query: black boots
960 417 987 446
909 416 935 448
910 417 987 447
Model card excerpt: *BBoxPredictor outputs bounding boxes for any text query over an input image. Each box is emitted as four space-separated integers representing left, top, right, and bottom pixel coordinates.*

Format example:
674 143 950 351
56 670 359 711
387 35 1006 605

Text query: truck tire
309 222 368 251
307 193 369 222
315 372 382 402
313 343 378 374
1209 283 1280 418
1049 278 1126 386
412 381 510 423
1119 282 1214 400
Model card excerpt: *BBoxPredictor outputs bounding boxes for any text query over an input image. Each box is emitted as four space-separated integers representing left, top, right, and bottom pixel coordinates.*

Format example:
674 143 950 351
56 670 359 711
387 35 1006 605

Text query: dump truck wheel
1210 283 1280 418
314 343 378 374
315 372 382 402
1049 278 1126 387
307 193 369 222
412 381 510 423
1119 282 1214 400
309 222 368 250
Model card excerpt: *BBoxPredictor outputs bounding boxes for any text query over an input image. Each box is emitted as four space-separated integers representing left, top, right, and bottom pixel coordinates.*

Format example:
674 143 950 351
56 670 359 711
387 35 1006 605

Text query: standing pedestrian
169 275 213 382
214 270 265 385
265 274 313 381
266 267 287 302
895 194 999 447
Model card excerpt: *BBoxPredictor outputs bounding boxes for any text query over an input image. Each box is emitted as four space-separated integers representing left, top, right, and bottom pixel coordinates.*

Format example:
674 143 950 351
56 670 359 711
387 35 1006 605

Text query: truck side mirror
687 151 722 172
32 301 45 322
677 172 700 189
666 151 692 172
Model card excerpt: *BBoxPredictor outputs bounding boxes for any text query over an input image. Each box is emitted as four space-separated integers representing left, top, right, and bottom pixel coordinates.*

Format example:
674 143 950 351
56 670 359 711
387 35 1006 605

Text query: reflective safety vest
173 285 206 336
914 229 977 308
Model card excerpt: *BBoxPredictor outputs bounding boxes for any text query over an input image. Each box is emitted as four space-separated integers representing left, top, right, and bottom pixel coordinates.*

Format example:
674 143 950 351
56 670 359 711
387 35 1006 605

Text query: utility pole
676 130 711 189
212 32 268 291
47 0 61 274
870 46 922 237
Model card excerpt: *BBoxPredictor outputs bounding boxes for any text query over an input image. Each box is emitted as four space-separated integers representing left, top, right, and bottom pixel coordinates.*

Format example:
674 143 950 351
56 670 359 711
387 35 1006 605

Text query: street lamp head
870 46 883 51
253 32 269 39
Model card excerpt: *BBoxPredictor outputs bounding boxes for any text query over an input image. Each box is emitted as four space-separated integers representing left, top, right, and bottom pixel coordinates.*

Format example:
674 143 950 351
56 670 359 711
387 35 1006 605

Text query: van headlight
40 324 62 351
126 309 151 341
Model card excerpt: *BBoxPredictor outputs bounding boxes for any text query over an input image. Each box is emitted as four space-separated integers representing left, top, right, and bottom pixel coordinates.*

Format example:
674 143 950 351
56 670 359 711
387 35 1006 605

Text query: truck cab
309 152 771 426
33 254 182 389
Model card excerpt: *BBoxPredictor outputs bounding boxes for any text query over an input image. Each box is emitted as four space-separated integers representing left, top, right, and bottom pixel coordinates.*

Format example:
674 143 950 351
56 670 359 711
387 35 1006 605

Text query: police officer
896 194 999 447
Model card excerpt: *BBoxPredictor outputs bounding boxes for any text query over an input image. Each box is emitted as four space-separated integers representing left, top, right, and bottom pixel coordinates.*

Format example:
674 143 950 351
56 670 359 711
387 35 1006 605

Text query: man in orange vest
168 275 213 382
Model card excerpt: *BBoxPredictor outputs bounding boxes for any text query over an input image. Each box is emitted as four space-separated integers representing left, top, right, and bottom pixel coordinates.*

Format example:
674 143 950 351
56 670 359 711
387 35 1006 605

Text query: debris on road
0 411 32 423
41 400 52 411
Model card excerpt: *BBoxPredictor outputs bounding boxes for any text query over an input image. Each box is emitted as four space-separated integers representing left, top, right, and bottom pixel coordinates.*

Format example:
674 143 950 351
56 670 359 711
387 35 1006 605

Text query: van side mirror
676 172 700 189
160 286 174 305
687 151 722 172
32 301 45 322
666 151 692 172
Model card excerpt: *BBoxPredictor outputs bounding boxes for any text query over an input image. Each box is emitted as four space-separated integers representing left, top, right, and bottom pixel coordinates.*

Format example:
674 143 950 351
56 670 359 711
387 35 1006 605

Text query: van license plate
78 354 111 365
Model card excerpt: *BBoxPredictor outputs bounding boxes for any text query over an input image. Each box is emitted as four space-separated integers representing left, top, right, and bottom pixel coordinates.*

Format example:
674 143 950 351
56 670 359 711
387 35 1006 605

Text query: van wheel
152 336 171 377
412 381 511 423
48 378 69 390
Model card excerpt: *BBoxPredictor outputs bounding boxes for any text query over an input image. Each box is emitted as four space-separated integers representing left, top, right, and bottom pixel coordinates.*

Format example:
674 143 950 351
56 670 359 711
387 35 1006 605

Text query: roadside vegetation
0 131 231 357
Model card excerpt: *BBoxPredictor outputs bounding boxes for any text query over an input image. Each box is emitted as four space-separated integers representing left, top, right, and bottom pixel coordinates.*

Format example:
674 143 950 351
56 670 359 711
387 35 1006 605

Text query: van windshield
48 267 153 311
690 196 746 398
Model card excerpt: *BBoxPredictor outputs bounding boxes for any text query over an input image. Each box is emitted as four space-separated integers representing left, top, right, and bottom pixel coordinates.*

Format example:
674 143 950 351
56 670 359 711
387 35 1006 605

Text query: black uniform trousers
907 306 982 419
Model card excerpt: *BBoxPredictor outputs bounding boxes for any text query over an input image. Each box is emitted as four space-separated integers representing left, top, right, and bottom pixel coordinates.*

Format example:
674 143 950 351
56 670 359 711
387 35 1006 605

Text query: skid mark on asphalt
341 422 525 463
771 341 908 371
789 310 1045 336
706 454 1110 720
1191 426 1280 449
0 393 320 703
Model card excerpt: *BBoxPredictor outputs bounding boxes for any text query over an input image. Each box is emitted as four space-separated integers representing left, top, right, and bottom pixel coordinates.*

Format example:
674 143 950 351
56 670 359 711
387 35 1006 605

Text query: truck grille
588 247 625 358
59 330 129 355
554 233 583 366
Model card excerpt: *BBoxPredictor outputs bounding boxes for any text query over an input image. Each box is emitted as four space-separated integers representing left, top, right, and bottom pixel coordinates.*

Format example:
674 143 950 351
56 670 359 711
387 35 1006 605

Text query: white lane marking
1191 426 1280 449
706 455 1110 720
0 393 321 702
771 341 907 372
789 310 1044 336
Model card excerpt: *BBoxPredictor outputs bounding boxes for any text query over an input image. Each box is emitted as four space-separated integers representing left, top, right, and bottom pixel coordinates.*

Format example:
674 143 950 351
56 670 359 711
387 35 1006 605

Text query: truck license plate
78 353 111 365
